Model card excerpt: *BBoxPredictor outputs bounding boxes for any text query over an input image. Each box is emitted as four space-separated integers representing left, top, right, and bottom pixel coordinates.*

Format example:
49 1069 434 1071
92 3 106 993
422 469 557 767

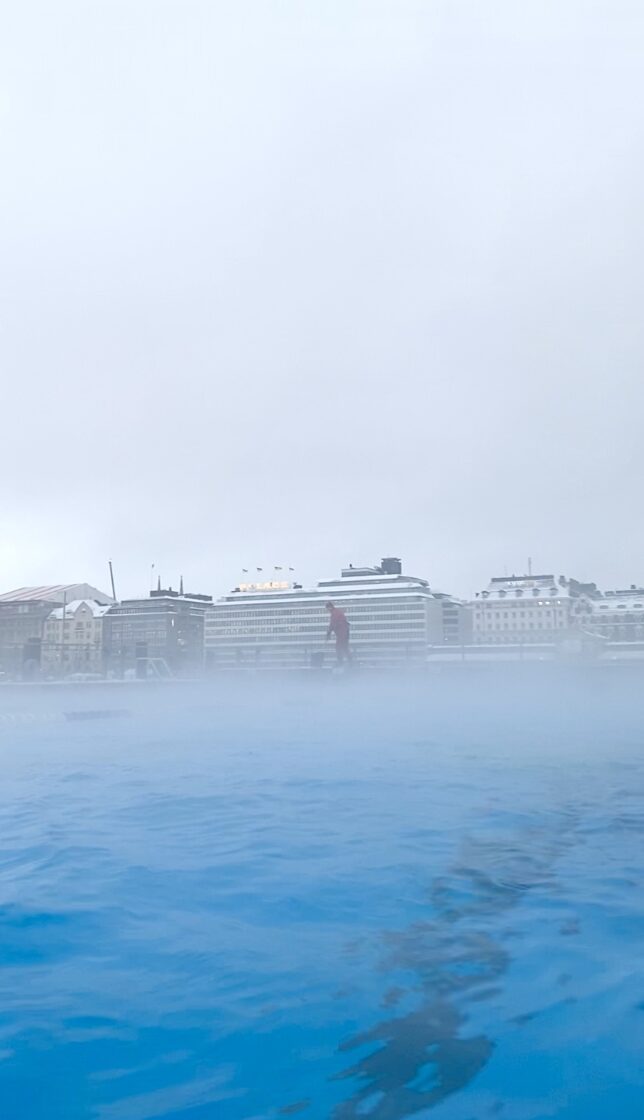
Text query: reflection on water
1 678 644 1119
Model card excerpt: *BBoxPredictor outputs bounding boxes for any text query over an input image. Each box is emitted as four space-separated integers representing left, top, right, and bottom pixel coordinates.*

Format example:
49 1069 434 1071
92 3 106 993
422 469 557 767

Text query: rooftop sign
238 581 291 592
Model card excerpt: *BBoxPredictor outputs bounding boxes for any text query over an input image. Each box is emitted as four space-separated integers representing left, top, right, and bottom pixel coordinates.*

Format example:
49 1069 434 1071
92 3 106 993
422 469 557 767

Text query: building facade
103 587 212 677
588 587 644 642
471 574 597 645
0 584 113 678
205 557 469 670
42 599 110 676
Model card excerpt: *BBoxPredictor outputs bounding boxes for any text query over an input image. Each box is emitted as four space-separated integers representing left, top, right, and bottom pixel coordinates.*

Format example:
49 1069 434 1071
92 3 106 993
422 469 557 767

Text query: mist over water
1 672 644 1119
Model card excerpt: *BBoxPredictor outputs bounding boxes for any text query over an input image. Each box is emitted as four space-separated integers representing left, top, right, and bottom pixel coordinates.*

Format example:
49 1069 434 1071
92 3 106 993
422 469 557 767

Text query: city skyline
1 551 641 608
3 559 643 683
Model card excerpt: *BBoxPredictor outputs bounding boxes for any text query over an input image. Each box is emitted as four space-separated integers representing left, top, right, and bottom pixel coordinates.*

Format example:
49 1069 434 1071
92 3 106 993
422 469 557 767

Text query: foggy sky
2 1 644 601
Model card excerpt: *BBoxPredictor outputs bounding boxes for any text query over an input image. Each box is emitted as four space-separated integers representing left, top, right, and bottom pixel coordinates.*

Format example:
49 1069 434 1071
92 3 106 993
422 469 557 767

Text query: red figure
325 602 351 664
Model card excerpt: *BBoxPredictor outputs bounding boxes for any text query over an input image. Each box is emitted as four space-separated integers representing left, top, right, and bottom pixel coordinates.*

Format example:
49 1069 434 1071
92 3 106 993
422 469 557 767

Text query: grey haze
1 1 643 599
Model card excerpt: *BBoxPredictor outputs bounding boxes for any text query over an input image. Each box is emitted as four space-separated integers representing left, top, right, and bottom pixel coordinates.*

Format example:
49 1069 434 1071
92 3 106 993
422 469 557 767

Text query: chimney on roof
180 575 184 596
380 557 402 575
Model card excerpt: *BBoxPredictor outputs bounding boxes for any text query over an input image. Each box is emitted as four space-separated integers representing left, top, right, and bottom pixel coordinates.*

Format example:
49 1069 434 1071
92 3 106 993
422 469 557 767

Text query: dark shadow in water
327 813 579 1119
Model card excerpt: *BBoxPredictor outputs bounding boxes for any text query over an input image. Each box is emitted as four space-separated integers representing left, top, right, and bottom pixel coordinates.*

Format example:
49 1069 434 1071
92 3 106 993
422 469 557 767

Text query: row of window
596 603 644 611
46 623 101 633
43 639 102 647
106 628 172 643
210 629 428 643
209 618 426 634
476 610 564 621
213 605 428 621
477 602 565 611
482 589 561 599
594 620 644 628
223 611 419 623
476 621 562 631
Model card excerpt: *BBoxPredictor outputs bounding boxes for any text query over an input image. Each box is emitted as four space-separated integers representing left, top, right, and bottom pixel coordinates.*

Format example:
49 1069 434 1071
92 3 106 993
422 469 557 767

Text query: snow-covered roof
0 584 113 604
474 573 599 603
216 583 454 607
318 573 429 590
477 579 570 602
47 599 111 621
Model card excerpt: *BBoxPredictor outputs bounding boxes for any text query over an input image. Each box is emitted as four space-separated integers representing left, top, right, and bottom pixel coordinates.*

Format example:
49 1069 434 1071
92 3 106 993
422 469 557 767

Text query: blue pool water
1 674 644 1119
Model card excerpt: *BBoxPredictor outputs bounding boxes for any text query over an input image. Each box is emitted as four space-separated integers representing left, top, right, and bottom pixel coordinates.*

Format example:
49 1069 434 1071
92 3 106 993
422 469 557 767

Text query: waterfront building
471 573 597 645
42 599 111 677
588 586 644 642
0 584 113 678
103 585 212 677
204 557 469 670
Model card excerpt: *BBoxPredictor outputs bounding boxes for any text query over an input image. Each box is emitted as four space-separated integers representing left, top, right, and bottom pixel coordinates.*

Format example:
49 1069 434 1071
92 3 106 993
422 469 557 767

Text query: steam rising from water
1 669 644 1119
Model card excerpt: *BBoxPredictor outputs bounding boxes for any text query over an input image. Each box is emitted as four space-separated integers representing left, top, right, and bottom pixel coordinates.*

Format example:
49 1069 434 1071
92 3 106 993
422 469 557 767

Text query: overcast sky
2 1 643 600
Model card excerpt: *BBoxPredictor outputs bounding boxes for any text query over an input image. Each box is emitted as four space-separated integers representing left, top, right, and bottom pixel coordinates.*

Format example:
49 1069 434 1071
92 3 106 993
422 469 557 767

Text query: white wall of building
471 575 593 645
589 588 644 642
42 599 109 675
205 565 466 670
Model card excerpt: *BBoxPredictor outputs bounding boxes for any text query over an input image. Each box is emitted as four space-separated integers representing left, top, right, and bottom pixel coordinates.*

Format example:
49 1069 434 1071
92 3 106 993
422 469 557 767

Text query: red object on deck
327 606 349 639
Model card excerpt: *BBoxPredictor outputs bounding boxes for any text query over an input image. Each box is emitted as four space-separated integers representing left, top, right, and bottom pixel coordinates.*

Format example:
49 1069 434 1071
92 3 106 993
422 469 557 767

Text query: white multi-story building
205 557 469 670
42 598 111 676
589 587 644 642
471 574 596 645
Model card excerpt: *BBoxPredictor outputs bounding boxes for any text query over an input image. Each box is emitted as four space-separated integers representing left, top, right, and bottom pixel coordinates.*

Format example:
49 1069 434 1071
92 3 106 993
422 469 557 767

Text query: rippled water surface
1 674 644 1119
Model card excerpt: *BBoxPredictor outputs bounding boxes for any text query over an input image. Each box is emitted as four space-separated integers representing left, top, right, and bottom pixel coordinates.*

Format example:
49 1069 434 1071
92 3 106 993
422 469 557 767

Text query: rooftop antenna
108 559 117 602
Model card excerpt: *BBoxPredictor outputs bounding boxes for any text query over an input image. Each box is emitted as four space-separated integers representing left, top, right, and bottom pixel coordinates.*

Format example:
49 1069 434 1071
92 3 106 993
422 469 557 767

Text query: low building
471 573 597 645
205 556 469 670
103 585 212 677
41 599 111 677
0 584 113 678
